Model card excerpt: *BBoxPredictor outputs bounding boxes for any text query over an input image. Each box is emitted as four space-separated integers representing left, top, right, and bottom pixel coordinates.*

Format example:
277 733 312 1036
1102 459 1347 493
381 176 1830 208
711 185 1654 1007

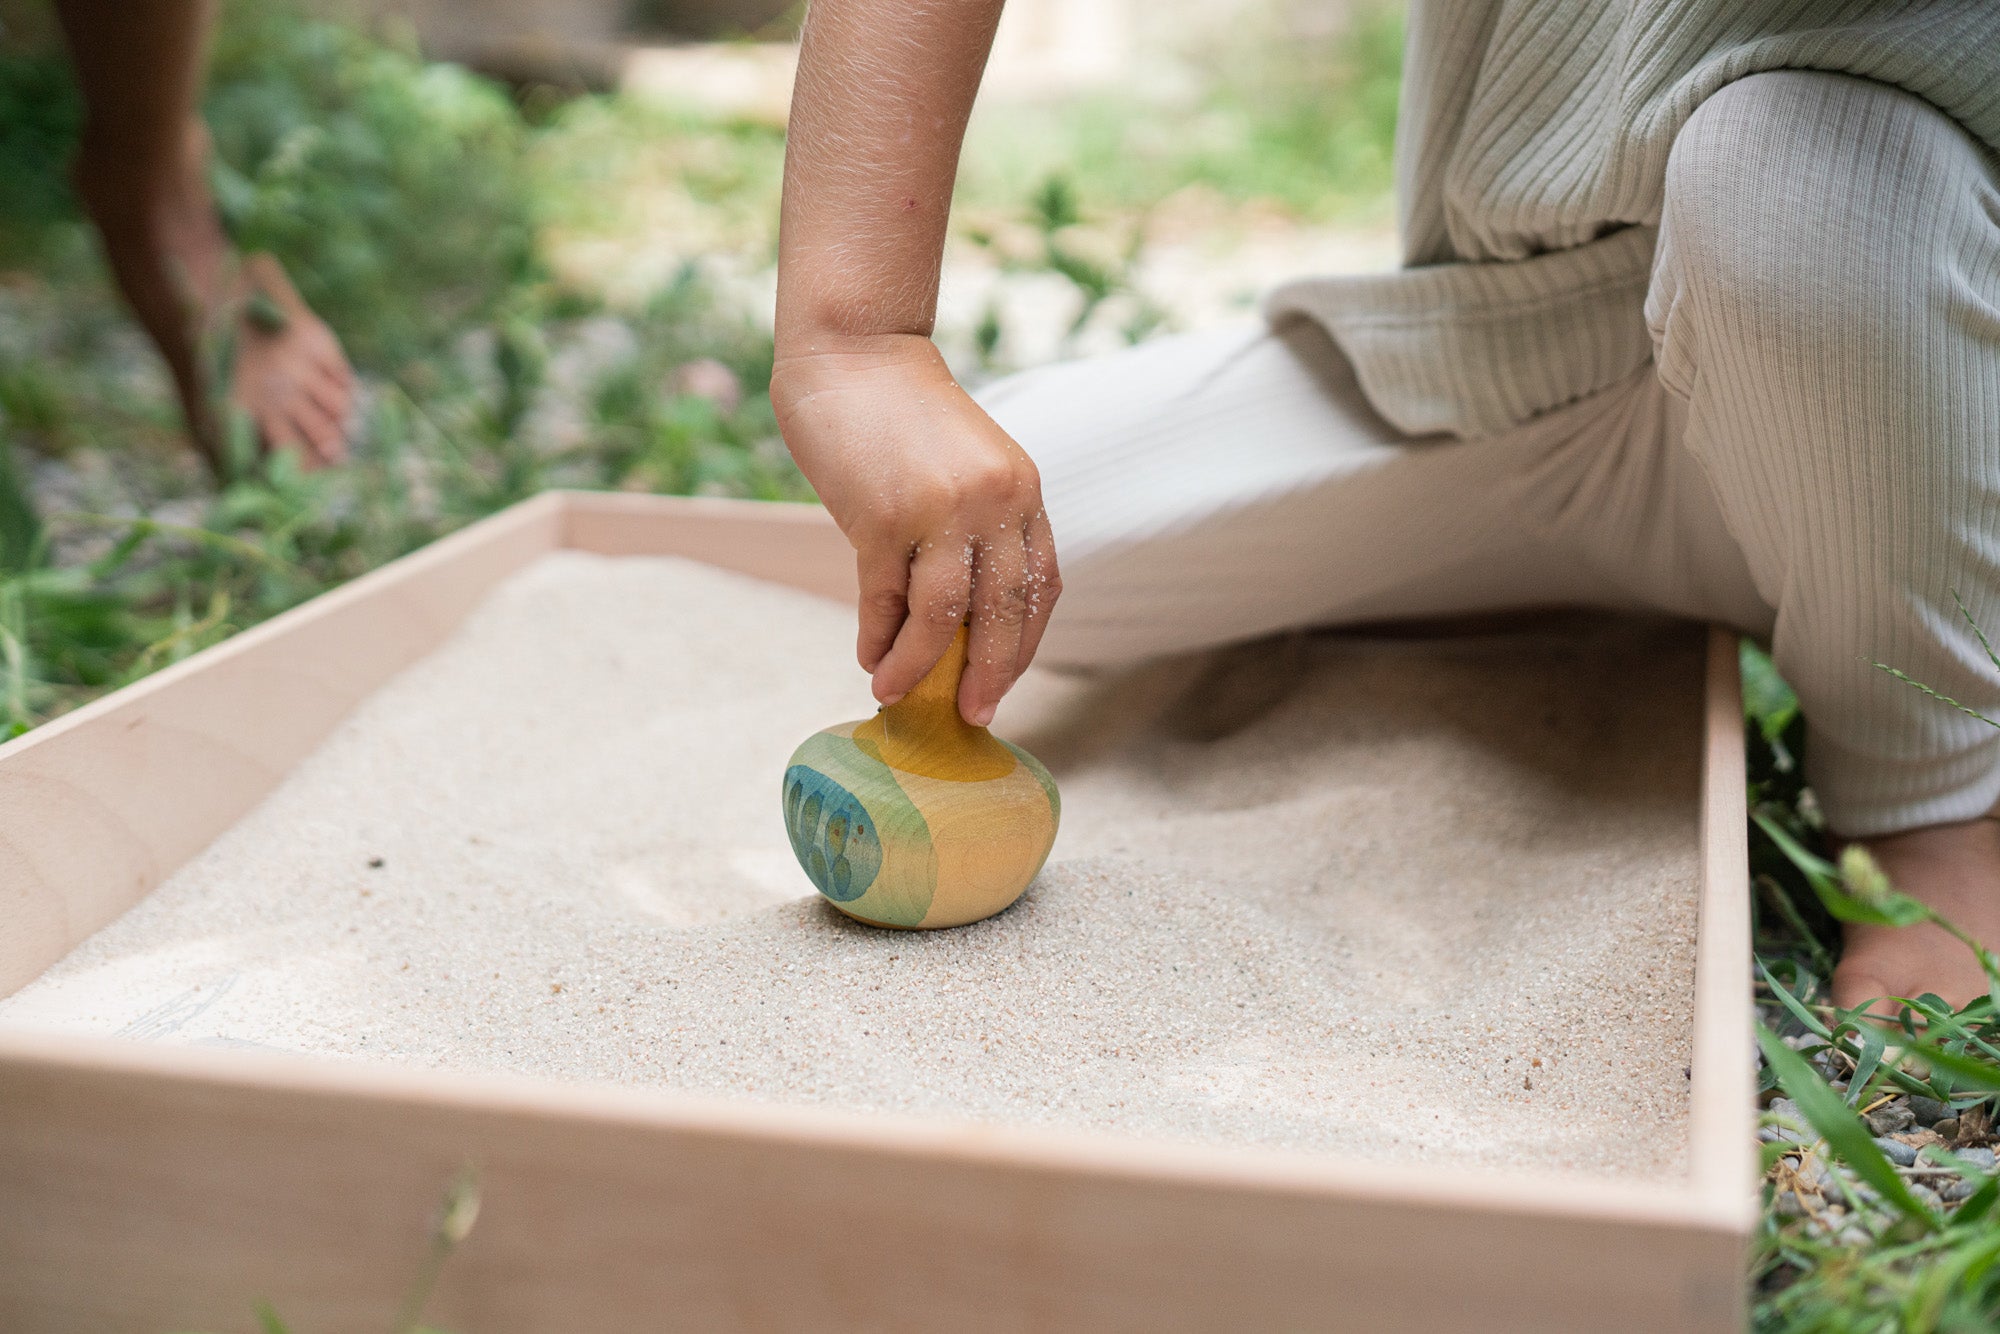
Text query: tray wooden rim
0 490 1757 1331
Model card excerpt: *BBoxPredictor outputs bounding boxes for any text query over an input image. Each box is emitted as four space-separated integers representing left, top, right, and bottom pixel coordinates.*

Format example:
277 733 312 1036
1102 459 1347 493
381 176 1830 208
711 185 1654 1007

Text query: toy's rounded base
823 895 1025 932
825 900 921 930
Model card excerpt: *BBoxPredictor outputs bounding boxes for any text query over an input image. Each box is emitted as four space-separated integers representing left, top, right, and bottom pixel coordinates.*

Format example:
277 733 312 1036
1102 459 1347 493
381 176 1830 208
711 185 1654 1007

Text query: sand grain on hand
0 553 1701 1180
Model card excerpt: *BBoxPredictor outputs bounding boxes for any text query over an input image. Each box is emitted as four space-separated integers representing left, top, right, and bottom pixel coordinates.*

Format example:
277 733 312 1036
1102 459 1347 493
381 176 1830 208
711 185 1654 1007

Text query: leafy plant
961 173 1169 372
1750 611 2000 1330
953 1 1403 225
204 1 540 369
0 0 826 735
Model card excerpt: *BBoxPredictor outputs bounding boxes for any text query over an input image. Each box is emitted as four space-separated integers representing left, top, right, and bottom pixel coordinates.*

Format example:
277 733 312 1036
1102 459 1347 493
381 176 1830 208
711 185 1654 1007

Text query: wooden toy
783 625 1060 929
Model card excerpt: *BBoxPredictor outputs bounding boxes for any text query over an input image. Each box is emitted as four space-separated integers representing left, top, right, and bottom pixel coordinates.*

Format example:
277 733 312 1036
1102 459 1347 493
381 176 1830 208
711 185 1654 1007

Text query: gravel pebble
1865 1104 1916 1136
1907 1096 1951 1126
1874 1137 1918 1167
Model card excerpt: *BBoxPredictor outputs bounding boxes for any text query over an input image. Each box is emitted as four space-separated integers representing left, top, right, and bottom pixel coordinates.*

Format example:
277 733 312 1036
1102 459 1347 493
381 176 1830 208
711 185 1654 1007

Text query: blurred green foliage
0 0 1408 732
0 2 539 369
0 37 81 245
958 1 1404 223
204 4 539 368
0 1 814 732
1747 631 2000 1329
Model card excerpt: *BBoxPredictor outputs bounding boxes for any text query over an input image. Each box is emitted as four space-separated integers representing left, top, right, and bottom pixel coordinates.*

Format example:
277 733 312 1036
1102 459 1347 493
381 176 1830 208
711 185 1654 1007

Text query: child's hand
772 0 1031 722
772 332 1060 726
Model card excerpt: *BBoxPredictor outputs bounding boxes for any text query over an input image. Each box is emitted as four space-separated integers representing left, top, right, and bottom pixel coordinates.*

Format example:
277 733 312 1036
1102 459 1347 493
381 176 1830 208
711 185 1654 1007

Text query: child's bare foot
74 123 352 470
1830 817 2000 1013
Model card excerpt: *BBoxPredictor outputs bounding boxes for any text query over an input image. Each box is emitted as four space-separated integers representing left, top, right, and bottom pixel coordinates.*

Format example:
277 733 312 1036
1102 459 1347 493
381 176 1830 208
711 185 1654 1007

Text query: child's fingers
306 369 353 464
870 537 971 705
290 399 345 469
962 529 1030 726
854 542 911 673
1015 508 1061 679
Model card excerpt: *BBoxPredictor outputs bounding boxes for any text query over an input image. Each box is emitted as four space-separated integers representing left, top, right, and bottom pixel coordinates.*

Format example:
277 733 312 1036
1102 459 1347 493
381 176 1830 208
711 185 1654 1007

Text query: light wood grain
562 490 856 602
0 495 1757 1330
1690 627 1758 1214
0 1030 1749 1334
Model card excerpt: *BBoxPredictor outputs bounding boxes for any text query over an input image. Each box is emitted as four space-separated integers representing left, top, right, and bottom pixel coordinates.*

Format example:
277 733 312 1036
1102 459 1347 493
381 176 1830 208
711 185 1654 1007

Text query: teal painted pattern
782 764 882 902
782 728 938 926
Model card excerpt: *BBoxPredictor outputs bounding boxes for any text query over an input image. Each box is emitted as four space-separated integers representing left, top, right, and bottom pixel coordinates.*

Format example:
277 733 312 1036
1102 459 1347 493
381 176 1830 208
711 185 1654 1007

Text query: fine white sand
0 552 1703 1180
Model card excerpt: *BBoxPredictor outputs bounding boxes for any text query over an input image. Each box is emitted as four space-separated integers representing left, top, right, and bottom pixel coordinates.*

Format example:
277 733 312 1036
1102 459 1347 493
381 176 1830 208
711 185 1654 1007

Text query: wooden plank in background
562 490 854 601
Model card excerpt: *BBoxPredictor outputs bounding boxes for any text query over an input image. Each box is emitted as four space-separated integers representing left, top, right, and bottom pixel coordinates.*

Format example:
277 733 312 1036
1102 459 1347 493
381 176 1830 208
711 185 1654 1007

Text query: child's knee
1650 70 1995 387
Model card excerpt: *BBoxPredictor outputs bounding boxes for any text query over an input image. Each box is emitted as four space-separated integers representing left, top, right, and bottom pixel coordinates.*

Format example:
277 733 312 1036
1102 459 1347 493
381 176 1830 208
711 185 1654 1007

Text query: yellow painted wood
784 628 1060 929
850 644 1014 781
897 759 1057 929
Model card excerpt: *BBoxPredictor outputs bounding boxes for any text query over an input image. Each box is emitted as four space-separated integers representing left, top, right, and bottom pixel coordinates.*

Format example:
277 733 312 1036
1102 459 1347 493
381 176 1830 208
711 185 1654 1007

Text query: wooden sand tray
0 492 1755 1332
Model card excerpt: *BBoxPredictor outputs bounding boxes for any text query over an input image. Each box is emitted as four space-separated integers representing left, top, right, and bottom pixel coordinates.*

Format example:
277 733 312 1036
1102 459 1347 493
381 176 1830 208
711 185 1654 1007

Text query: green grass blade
0 438 42 574
1954 1173 2000 1228
1900 996 2000 1065
1843 1021 1886 1104
1758 958 1833 1040
47 510 289 573
1756 872 1837 978
1754 812 1930 927
1757 1024 1939 1229
1905 1041 2000 1093
1902 1223 2000 1329
1873 663 2000 732
1752 811 1836 880
1951 590 2000 677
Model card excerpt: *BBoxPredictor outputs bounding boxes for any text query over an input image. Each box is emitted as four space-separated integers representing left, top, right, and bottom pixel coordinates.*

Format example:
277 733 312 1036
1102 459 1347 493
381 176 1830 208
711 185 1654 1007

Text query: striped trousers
982 72 2000 838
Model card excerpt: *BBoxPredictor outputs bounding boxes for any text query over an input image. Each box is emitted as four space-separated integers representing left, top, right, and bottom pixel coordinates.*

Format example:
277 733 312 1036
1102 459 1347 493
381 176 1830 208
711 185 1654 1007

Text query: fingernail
881 691 905 706
972 704 996 726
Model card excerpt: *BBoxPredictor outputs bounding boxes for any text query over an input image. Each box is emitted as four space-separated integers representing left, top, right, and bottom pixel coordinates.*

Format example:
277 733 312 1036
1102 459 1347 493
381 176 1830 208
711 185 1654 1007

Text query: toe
306 367 353 430
259 410 309 465
1830 961 1897 1016
321 344 356 386
303 326 354 387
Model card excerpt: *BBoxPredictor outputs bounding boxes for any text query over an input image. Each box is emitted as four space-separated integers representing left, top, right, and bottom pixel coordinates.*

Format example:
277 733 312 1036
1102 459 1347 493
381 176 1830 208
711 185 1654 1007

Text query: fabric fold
1264 225 1658 440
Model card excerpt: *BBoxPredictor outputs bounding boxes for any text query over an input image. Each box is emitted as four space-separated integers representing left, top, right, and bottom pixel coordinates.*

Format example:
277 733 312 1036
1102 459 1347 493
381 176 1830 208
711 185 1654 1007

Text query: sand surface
0 552 1704 1180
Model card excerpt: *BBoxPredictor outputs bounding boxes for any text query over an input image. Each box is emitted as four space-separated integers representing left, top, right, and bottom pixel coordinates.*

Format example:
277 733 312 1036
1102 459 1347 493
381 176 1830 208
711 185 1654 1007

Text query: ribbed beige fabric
983 62 2000 837
1269 0 2000 440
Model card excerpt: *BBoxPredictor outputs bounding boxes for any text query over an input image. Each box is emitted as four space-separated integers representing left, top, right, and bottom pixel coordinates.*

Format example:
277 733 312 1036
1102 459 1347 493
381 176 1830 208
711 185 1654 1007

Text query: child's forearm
775 0 1005 357
769 0 1056 728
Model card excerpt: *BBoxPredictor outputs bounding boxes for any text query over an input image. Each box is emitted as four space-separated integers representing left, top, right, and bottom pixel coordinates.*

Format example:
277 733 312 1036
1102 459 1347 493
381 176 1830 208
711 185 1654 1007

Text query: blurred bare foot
1830 817 2000 1013
74 122 352 470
